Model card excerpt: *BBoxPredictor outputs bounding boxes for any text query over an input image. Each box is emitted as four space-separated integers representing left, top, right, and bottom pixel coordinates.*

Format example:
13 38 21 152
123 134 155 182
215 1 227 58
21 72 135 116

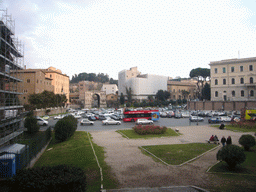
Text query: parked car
220 116 232 122
80 119 94 125
36 117 48 126
102 119 121 125
54 115 64 120
135 118 153 125
174 112 182 119
42 115 50 120
167 111 175 118
208 117 222 124
88 116 97 121
189 116 204 122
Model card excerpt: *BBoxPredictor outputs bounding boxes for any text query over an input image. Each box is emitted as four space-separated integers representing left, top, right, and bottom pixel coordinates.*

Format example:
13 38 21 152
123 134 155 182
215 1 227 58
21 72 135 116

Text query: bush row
8 164 86 192
133 125 167 135
54 115 77 142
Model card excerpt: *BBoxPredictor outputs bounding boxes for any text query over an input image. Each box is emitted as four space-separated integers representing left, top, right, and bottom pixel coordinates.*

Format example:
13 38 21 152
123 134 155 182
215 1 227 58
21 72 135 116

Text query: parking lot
40 116 215 132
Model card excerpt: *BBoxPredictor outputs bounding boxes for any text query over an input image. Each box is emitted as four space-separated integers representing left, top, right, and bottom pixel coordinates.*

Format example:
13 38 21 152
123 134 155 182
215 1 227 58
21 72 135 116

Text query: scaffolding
0 9 24 146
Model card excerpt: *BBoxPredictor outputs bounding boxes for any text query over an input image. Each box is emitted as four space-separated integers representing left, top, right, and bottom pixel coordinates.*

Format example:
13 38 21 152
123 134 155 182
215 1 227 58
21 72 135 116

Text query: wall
188 101 256 111
33 107 67 116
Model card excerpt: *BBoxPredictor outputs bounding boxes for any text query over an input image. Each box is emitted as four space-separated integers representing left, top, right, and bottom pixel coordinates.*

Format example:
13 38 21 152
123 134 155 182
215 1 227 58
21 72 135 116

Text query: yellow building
10 69 54 105
167 79 197 100
43 67 70 103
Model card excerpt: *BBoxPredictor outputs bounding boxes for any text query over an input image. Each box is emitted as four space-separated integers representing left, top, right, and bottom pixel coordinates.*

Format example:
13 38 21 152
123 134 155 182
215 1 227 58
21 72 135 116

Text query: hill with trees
70 72 118 85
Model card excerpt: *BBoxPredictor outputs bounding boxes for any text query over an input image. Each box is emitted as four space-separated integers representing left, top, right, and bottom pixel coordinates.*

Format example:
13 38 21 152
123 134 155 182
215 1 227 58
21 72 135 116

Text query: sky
1 0 256 80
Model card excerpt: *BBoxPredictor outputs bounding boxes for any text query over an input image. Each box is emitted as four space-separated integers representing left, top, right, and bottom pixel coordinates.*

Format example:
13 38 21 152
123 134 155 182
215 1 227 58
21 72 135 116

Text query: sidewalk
90 125 254 191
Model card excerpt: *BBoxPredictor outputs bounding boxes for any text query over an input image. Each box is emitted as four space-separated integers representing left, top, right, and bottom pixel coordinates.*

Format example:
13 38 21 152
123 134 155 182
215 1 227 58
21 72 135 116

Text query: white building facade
118 67 168 100
101 84 118 95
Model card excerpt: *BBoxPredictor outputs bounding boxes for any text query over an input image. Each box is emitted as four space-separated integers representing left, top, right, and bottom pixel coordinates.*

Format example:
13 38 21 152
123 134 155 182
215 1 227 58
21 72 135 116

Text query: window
50 74 52 78
249 65 253 71
240 78 244 84
173 89 175 93
223 79 226 85
231 67 234 72
232 91 235 97
214 68 218 73
223 67 226 73
240 66 243 72
23 97 26 99
231 78 235 84
37 80 39 83
215 79 218 85
215 91 218 97
241 90 244 97
250 90 254 97
27 79 30 83
250 77 253 84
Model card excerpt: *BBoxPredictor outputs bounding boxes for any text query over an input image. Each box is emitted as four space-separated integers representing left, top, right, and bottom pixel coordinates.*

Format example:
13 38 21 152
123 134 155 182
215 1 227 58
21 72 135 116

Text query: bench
206 140 220 144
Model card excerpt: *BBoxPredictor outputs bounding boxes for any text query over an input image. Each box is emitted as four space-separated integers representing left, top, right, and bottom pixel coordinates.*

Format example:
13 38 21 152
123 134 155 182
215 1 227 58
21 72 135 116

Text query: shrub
9 164 86 192
24 116 40 134
133 125 167 135
216 145 246 168
239 134 256 151
54 115 77 142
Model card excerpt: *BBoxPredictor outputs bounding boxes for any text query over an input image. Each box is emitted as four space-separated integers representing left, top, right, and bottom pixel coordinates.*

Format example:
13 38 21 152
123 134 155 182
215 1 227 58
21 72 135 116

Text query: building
209 57 256 101
11 69 54 105
43 67 69 104
118 67 168 101
101 83 118 95
167 78 197 100
0 10 24 146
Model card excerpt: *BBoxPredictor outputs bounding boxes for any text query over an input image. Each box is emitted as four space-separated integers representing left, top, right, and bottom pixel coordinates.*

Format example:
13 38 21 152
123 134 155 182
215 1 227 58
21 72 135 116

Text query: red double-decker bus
123 109 160 122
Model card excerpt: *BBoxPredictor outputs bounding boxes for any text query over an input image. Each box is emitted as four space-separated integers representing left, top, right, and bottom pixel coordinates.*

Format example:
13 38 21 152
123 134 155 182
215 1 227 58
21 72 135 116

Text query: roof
209 57 256 65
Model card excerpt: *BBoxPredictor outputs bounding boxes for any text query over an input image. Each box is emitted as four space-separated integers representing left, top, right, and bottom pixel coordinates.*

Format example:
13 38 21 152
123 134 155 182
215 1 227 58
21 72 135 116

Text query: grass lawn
34 131 118 191
208 145 256 192
212 124 256 133
141 143 217 165
116 128 180 139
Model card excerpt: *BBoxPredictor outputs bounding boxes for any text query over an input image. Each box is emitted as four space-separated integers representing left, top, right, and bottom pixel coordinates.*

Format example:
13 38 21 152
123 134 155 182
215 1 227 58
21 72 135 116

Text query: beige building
101 83 118 95
78 81 102 102
11 69 54 105
209 57 256 101
167 79 197 100
43 67 69 103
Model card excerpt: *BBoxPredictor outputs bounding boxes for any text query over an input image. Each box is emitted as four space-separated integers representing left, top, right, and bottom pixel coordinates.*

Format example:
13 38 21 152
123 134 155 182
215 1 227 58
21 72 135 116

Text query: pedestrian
221 136 226 147
214 135 219 141
210 135 214 141
219 123 225 130
226 136 232 145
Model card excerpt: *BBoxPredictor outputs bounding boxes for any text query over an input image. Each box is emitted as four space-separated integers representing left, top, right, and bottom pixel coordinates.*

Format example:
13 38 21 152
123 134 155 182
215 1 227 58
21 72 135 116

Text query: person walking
221 136 226 147
226 136 232 145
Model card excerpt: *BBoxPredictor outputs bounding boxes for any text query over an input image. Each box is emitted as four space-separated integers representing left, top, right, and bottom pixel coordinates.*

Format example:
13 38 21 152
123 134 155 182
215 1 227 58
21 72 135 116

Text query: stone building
11 69 54 105
167 79 197 100
210 57 256 101
43 67 69 104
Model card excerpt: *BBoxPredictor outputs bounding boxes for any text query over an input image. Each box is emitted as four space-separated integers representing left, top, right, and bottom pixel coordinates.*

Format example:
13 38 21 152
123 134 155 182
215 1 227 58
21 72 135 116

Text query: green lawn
34 131 118 191
116 128 180 139
212 124 256 132
208 145 256 192
141 143 217 165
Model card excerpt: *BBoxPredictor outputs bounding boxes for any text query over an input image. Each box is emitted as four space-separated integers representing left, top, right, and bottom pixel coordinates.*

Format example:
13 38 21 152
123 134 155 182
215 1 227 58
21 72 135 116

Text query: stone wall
33 107 67 116
188 101 256 111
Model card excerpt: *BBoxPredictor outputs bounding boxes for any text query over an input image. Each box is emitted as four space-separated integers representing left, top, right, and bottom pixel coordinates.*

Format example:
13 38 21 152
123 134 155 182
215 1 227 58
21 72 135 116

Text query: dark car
88 116 97 121
208 117 222 124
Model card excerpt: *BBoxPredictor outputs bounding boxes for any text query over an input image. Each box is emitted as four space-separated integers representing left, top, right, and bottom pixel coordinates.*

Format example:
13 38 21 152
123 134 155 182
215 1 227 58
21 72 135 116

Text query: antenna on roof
238 51 240 59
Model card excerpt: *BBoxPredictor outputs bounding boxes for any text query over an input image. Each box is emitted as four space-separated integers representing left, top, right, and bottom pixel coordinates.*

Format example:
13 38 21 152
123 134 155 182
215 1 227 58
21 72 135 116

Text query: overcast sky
1 0 256 80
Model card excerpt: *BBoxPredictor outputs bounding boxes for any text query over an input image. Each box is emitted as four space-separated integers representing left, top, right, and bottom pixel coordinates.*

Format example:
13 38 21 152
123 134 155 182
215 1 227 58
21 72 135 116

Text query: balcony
244 83 256 88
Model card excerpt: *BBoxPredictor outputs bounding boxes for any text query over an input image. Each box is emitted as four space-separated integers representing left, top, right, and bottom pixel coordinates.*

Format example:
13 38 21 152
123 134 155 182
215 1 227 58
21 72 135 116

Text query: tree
156 90 170 101
181 90 190 100
120 93 125 105
202 83 211 100
189 68 210 100
126 87 132 104
24 116 40 134
239 134 256 151
216 145 246 169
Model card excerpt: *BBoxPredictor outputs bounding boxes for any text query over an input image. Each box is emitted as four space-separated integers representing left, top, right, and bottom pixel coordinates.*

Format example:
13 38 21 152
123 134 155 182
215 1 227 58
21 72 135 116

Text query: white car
36 117 48 126
102 118 121 125
136 118 153 125
220 116 232 122
54 115 64 120
80 119 94 125
189 116 204 122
